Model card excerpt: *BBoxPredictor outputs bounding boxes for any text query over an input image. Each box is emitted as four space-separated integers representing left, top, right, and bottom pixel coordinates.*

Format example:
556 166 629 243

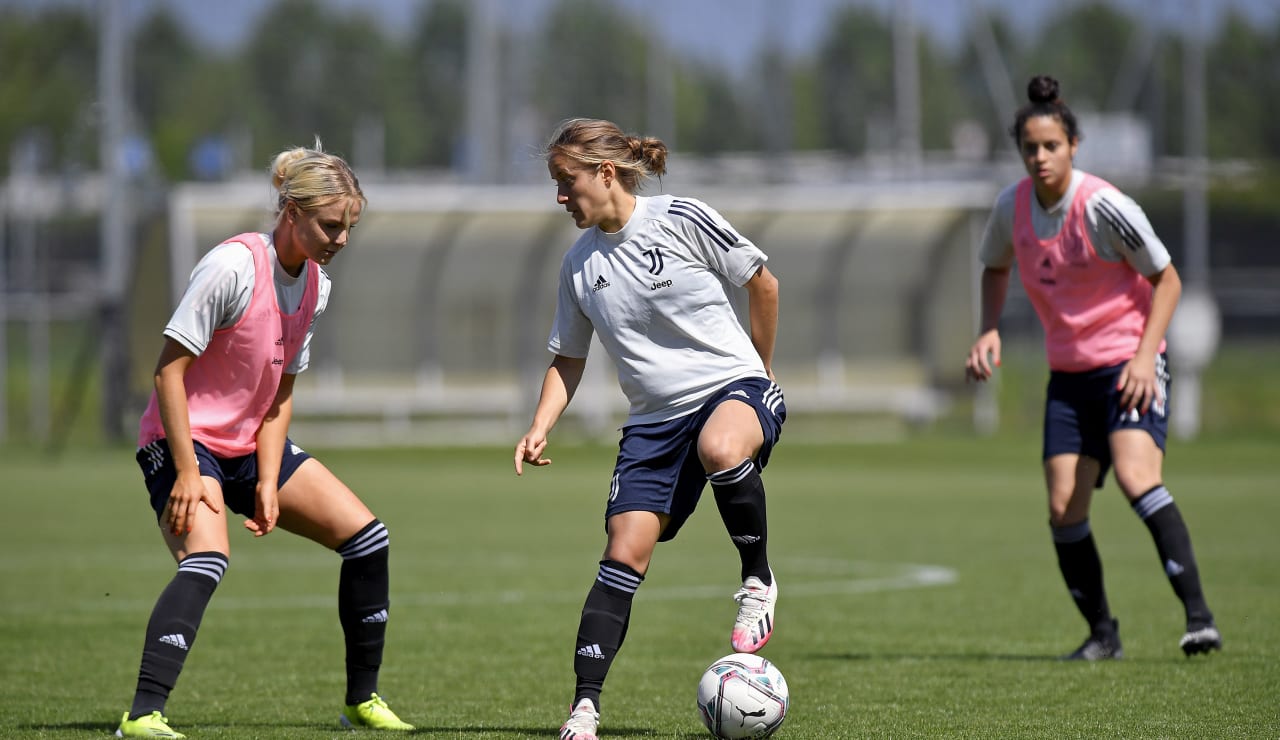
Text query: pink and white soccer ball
696 652 789 739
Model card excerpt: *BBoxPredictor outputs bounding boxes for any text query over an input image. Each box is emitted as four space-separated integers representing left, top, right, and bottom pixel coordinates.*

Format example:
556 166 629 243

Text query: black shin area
131 551 228 718
1132 486 1214 626
709 459 770 584
573 560 643 711
337 520 391 706
1051 521 1113 632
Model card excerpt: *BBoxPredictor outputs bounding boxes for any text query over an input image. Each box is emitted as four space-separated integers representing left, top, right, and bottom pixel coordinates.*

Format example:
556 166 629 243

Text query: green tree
534 0 651 130
0 8 97 174
241 0 397 166
132 8 250 178
948 12 1023 157
1206 12 1280 159
1019 2 1139 113
812 6 894 155
673 63 756 155
917 32 969 153
400 0 468 168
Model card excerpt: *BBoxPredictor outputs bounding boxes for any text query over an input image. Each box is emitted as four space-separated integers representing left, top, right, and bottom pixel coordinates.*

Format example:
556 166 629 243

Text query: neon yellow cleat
340 693 414 731
115 711 186 738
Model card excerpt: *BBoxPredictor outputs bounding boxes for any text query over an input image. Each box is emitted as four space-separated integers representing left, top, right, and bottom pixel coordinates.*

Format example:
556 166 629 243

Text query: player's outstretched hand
514 432 552 475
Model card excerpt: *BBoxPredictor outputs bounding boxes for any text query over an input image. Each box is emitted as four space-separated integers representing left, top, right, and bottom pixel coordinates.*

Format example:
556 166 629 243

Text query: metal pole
646 20 676 150
0 182 6 442
99 0 132 440
968 0 1018 132
464 0 501 184
893 0 921 172
760 0 791 182
1182 3 1209 291
1167 0 1219 440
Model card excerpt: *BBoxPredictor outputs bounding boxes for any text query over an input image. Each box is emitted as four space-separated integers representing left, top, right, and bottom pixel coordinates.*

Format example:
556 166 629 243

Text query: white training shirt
549 194 769 426
979 169 1172 277
163 234 331 374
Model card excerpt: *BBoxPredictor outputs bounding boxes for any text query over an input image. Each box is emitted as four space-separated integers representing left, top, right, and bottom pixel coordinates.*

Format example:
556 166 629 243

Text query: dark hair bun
1027 75 1060 105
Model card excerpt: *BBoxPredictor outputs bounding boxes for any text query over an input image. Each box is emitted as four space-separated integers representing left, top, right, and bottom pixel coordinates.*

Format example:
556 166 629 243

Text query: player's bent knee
697 440 756 473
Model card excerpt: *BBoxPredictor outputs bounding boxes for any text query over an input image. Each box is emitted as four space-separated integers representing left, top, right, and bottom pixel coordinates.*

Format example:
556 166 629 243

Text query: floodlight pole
99 0 132 441
464 0 501 184
1166 0 1219 440
893 0 921 172
646 10 675 151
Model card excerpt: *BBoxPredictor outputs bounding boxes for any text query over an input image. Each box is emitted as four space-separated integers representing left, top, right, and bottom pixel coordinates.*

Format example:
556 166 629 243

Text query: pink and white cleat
731 570 777 653
559 697 599 740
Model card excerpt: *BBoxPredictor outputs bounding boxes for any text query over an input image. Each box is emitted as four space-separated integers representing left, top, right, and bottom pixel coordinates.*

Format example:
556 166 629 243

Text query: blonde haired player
116 143 413 737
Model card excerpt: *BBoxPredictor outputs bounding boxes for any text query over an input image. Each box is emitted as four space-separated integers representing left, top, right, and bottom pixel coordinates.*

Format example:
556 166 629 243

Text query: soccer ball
696 653 789 739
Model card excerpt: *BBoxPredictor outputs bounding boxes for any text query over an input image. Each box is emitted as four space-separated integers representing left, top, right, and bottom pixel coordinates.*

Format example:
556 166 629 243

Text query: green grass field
2 434 1277 739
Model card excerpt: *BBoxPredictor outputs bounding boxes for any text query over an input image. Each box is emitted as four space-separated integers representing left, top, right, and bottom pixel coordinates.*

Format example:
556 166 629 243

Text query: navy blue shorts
1043 353 1170 488
606 377 786 542
136 437 313 521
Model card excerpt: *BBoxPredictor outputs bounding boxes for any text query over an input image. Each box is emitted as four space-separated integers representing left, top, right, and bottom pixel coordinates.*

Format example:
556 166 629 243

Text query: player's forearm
978 267 1011 335
530 356 585 433
255 378 295 482
747 267 779 371
1139 263 1182 359
155 366 199 476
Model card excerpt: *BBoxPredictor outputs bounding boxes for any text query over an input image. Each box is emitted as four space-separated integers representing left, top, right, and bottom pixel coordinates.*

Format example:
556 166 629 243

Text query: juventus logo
643 247 664 275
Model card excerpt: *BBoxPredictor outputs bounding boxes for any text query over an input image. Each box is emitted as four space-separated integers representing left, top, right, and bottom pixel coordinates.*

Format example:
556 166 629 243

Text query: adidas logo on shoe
576 643 605 659
159 634 189 651
362 609 389 623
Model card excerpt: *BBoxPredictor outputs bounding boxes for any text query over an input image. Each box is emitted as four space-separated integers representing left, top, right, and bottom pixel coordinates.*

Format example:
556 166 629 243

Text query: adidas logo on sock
1165 559 1186 577
576 643 605 659
159 634 189 651
731 534 762 545
362 609 389 623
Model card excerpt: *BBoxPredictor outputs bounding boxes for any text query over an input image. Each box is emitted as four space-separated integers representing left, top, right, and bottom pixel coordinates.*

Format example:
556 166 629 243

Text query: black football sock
1132 486 1214 627
709 459 771 585
1051 521 1114 632
337 520 391 707
573 560 643 712
130 552 228 719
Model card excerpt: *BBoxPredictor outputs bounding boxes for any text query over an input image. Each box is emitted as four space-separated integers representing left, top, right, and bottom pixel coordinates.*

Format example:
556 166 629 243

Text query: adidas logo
576 643 605 660
1165 559 1186 577
731 534 762 545
591 275 610 292
728 390 749 399
159 634 189 651
362 609 389 623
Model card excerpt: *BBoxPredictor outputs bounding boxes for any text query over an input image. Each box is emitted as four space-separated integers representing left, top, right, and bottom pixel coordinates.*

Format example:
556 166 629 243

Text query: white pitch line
64 561 956 614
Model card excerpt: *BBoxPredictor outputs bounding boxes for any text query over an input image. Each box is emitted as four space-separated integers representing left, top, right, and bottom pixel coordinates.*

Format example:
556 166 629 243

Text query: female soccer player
116 143 413 737
515 118 786 739
965 75 1221 661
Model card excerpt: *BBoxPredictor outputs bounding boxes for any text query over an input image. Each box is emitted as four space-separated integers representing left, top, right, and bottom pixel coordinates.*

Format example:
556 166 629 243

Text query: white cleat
1180 624 1222 656
559 697 600 740
731 570 777 653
